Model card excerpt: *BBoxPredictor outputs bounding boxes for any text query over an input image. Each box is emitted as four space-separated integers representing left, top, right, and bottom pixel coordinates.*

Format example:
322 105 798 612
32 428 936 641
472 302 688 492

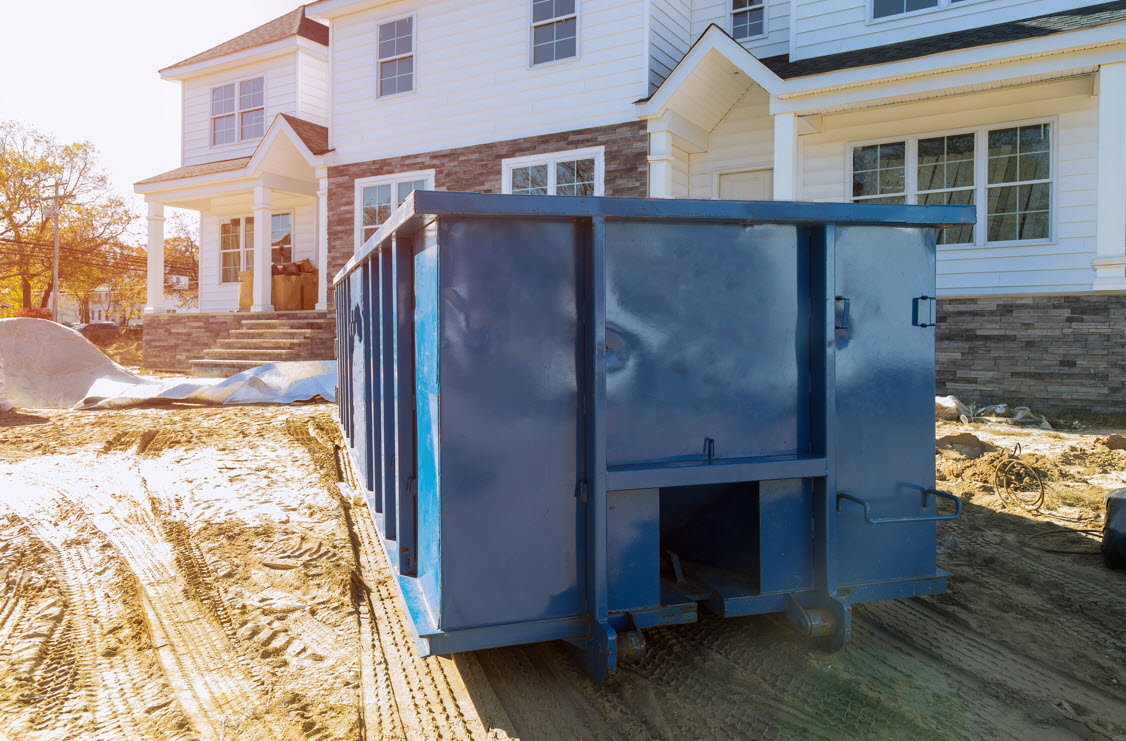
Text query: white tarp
0 318 335 410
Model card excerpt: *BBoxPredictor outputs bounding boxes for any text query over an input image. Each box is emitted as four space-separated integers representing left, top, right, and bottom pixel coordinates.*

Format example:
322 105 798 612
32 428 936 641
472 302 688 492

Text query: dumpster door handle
912 295 936 328
834 297 850 330
836 489 962 524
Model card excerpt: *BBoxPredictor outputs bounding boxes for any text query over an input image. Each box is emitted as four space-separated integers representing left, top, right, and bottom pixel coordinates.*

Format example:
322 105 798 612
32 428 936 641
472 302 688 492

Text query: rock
936 432 997 460
935 395 970 421
1101 435 1126 451
1040 418 1053 430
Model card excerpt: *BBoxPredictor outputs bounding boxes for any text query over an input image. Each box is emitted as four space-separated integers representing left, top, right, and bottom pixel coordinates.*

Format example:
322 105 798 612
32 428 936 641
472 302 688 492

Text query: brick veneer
935 295 1126 414
142 311 333 371
325 120 648 304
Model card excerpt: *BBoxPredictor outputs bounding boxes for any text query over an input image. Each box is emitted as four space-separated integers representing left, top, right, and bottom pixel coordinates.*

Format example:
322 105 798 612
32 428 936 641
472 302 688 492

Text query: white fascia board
636 26 785 120
772 24 1126 114
307 0 390 21
296 36 330 62
160 37 300 81
135 175 259 202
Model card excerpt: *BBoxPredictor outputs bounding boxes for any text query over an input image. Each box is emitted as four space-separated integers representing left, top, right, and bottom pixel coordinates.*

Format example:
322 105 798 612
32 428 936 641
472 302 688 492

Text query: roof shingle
761 1 1126 79
161 6 329 74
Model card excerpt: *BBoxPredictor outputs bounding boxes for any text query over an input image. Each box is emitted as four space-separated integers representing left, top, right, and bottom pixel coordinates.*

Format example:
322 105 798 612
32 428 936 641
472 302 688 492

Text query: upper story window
378 17 414 97
502 147 604 196
211 77 264 146
849 121 1052 246
731 0 765 40
873 0 966 21
355 171 434 249
531 0 577 66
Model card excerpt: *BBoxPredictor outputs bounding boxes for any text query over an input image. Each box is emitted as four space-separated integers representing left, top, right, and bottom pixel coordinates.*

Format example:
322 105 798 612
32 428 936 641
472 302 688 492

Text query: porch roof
135 114 329 197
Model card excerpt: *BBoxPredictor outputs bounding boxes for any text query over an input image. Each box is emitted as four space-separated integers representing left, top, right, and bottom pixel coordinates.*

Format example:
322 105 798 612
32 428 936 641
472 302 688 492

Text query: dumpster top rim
336 191 974 284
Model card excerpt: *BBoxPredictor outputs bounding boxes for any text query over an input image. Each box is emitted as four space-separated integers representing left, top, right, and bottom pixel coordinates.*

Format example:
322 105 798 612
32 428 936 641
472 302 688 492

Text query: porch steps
189 311 335 378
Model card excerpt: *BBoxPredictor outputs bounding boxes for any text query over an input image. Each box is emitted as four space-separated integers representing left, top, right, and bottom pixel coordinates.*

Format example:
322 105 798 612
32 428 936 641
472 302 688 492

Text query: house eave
160 36 320 82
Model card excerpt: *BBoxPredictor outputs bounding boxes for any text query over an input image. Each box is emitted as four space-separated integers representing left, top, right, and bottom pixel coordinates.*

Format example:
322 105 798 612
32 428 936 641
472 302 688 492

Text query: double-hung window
211 77 264 146
531 0 577 66
502 147 604 196
731 0 765 40
849 121 1052 246
378 17 414 97
271 213 293 265
873 0 967 21
355 171 434 249
220 217 255 283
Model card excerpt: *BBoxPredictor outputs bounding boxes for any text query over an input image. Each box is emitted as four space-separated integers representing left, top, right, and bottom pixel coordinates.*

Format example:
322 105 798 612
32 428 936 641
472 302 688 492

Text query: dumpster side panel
602 222 809 467
413 239 442 620
834 225 938 586
349 268 374 492
437 217 584 630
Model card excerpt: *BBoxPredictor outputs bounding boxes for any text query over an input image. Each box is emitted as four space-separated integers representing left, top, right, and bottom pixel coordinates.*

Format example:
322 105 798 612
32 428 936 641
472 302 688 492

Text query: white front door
718 169 773 201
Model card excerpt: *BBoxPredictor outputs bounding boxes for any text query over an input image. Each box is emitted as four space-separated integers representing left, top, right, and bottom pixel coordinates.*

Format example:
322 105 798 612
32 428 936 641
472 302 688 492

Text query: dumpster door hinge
577 480 589 505
912 295 936 328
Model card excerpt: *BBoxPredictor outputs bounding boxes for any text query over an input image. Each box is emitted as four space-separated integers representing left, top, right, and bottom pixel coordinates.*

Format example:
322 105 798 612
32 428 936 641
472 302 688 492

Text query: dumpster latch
912 295 936 328
577 480 588 505
703 437 716 463
834 297 850 330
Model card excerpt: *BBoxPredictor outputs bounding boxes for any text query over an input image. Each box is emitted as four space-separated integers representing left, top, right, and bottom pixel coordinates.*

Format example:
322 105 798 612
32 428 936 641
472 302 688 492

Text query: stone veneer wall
936 295 1126 414
142 312 334 371
325 120 648 305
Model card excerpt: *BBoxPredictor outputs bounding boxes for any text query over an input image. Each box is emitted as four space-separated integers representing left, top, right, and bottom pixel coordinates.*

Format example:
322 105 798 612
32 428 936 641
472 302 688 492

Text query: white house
136 1 1126 411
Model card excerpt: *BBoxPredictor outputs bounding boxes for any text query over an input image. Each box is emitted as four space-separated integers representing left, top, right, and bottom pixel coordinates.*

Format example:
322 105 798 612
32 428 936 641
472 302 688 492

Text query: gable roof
278 114 329 155
761 0 1126 79
160 6 329 74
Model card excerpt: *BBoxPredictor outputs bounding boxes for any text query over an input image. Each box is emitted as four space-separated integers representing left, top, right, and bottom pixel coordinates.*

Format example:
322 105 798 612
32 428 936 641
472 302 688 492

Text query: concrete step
227 329 316 340
200 348 310 362
239 319 332 330
214 337 307 351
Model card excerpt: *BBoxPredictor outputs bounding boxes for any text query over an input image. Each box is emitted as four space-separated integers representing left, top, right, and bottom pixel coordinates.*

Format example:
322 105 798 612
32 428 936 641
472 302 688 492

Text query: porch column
648 130 676 199
143 201 165 314
252 186 274 312
315 168 329 310
772 112 799 201
1094 62 1126 290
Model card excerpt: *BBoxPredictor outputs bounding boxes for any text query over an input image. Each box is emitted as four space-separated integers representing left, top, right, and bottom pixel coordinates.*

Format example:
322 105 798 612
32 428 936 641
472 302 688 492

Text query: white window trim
730 0 767 42
210 74 266 149
502 146 606 196
845 116 1058 249
376 13 417 99
528 0 580 69
353 169 436 252
868 0 977 25
218 209 294 284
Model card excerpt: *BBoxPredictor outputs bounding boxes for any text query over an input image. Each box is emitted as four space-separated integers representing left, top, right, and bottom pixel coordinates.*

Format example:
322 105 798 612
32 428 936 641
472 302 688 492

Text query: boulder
935 395 970 421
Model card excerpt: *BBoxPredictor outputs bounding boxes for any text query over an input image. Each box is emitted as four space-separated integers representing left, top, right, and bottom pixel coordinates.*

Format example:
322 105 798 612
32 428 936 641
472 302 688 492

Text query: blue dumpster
335 191 973 681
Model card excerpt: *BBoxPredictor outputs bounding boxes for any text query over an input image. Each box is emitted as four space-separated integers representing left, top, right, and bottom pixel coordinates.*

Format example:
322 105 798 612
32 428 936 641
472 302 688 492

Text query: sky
0 0 306 205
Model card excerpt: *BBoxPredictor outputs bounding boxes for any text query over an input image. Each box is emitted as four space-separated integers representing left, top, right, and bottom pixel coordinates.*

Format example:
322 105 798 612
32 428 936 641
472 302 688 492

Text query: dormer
160 6 330 167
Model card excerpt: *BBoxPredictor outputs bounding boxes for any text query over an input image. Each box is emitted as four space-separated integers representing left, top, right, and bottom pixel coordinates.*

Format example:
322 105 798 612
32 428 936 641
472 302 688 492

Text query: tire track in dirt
859 598 1126 736
4 497 196 741
20 461 307 741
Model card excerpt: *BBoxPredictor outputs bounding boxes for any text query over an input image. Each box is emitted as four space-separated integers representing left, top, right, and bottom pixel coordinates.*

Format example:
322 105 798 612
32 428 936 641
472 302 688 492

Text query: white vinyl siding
692 0 790 59
790 0 1080 62
329 0 645 167
648 0 691 92
798 77 1094 296
181 49 329 166
687 85 773 199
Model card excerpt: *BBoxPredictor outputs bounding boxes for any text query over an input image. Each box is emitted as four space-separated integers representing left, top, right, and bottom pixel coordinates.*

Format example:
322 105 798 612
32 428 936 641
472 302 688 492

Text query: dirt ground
85 328 143 369
0 405 1124 740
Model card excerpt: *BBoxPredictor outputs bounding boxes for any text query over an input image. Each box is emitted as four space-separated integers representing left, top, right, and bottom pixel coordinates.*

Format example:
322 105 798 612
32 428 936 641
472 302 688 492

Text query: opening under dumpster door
833 225 937 587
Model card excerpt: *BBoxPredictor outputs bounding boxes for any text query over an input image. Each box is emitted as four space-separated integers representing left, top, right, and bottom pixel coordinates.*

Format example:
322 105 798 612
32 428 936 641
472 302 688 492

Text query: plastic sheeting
0 318 335 410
